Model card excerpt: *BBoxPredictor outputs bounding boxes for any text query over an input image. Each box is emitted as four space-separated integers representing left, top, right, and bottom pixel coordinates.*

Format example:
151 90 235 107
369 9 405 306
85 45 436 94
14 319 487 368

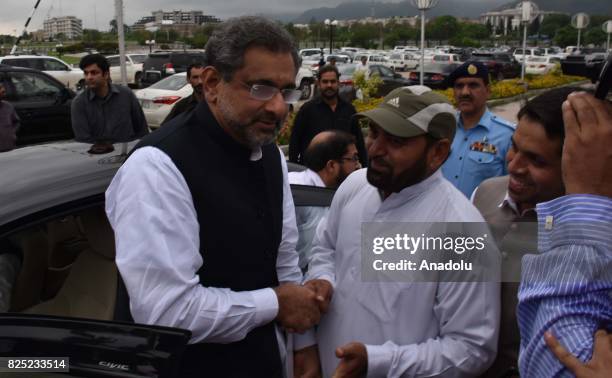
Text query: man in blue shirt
518 91 612 377
442 61 515 197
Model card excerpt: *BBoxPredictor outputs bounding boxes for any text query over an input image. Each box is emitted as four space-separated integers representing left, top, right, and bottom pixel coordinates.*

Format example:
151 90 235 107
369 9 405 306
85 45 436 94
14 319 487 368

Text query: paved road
490 100 523 124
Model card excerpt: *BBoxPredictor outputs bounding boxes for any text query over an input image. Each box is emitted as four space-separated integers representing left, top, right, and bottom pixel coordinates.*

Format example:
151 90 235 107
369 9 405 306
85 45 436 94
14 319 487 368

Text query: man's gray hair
204 16 300 82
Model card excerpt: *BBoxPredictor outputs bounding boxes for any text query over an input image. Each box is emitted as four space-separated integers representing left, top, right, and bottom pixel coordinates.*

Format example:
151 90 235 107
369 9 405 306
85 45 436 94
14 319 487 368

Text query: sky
0 0 494 36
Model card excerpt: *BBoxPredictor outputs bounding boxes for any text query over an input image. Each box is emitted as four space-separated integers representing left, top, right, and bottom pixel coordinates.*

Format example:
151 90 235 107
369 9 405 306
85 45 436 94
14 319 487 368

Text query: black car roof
0 141 335 231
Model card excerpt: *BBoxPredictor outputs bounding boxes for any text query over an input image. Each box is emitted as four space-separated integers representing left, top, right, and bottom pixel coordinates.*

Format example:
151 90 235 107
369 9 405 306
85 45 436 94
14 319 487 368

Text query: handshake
274 279 334 333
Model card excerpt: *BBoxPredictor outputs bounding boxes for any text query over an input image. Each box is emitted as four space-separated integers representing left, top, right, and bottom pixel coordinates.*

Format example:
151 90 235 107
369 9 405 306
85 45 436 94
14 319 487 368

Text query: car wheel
403 65 408 72
496 71 505 81
299 79 312 100
135 72 142 89
76 79 85 91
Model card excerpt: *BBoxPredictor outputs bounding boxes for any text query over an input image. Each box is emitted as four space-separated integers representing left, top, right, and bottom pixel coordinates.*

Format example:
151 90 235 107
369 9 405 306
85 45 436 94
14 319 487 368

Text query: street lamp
516 1 538 82
324 19 338 54
571 13 590 51
410 0 439 86
145 39 156 53
603 20 612 52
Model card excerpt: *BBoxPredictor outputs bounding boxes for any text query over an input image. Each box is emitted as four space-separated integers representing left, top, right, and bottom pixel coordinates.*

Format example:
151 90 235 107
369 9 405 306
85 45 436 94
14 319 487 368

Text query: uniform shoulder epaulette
491 115 516 130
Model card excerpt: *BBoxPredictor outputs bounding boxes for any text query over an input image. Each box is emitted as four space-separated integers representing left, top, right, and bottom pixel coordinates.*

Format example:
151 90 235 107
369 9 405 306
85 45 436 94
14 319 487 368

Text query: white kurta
305 168 500 377
105 146 303 377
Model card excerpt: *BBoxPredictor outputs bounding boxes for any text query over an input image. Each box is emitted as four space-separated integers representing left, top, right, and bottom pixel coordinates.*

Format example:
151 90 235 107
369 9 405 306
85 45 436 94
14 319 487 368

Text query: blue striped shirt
518 194 612 378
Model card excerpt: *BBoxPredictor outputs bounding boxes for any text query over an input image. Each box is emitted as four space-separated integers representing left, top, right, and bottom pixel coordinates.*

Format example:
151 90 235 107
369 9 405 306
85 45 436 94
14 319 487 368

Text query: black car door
4 70 73 146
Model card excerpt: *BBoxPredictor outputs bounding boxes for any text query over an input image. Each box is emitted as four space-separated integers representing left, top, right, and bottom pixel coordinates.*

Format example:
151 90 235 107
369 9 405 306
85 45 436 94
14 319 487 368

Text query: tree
82 29 102 42
427 15 459 44
584 27 606 46
554 25 578 47
109 19 129 35
540 14 571 41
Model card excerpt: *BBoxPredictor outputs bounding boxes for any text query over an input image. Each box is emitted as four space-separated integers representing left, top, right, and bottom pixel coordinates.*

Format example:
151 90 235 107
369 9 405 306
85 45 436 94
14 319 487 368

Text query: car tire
76 79 85 91
299 79 312 100
134 72 142 89
496 71 505 81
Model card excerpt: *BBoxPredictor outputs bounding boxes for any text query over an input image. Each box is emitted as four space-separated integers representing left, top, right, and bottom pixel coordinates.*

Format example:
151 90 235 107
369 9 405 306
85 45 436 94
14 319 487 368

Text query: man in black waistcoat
105 16 323 378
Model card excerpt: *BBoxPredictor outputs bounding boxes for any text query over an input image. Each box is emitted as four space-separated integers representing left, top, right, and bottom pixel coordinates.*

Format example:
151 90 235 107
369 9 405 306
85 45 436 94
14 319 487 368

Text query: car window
2 58 42 70
434 56 449 62
390 54 401 60
171 53 206 68
8 71 62 103
107 56 120 67
148 74 188 91
43 59 68 71
130 55 147 64
378 66 394 77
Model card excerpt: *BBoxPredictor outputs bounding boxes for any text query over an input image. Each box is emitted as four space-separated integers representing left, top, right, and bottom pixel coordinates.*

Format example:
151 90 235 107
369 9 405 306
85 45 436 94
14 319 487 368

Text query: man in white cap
297 86 500 377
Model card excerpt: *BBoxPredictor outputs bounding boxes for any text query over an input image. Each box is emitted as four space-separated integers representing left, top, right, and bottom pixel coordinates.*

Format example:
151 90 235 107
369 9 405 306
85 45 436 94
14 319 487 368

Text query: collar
305 168 326 187
195 101 263 161
313 95 346 107
499 191 537 218
381 169 444 203
87 83 119 101
457 108 492 131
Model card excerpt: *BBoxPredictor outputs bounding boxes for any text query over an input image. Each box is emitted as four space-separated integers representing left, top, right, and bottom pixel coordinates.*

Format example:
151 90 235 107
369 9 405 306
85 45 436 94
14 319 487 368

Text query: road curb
488 80 591 108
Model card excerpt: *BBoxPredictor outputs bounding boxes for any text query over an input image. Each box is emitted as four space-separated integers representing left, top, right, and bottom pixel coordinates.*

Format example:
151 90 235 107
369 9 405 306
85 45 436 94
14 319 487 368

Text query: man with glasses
289 64 368 167
106 17 320 378
441 61 515 197
289 130 360 271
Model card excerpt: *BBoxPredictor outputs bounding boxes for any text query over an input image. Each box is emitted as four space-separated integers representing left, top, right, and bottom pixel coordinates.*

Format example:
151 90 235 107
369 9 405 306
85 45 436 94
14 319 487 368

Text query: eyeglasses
339 155 360 164
237 80 302 104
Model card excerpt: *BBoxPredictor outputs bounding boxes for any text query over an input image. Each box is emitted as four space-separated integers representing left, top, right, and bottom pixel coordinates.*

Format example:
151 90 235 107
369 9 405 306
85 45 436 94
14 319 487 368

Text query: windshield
130 55 147 64
148 74 187 91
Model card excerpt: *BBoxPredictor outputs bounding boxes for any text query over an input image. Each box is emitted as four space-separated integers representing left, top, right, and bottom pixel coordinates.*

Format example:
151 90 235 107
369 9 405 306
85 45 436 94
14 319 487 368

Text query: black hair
303 130 356 172
317 64 340 80
204 16 299 82
186 63 205 79
517 86 584 143
79 54 110 73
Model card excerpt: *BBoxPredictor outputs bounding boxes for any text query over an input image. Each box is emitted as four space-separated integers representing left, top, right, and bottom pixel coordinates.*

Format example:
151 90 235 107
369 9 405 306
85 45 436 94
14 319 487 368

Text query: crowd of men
1 14 611 378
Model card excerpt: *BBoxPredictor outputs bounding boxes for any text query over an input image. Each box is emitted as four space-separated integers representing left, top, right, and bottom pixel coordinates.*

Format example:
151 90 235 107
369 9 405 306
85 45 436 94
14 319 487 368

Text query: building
43 16 83 40
480 7 566 36
131 10 220 37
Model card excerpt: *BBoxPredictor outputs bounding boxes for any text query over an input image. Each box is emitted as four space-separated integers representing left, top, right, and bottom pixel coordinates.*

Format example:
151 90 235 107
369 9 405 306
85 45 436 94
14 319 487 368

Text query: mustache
369 157 391 169
458 96 473 101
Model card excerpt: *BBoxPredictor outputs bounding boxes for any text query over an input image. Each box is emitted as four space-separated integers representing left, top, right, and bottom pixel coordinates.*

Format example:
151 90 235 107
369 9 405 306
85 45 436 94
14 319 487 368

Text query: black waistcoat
133 101 284 378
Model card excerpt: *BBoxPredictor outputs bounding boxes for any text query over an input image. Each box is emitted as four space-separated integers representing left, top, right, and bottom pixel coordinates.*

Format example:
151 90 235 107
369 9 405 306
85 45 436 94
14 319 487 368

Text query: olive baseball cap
355 86 457 141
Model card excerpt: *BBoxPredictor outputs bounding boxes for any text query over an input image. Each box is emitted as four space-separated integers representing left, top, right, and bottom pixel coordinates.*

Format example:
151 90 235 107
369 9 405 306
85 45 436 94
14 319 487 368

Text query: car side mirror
57 87 73 103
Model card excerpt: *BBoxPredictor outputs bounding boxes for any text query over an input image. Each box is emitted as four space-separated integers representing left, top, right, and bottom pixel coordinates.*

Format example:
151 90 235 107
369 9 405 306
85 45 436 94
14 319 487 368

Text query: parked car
337 63 411 101
512 47 543 63
0 64 74 146
106 53 147 86
432 53 462 64
0 140 334 377
353 53 389 68
560 48 608 81
0 55 84 90
135 72 192 129
470 53 521 81
295 66 316 100
140 50 206 87
388 52 419 72
407 63 460 89
525 56 560 75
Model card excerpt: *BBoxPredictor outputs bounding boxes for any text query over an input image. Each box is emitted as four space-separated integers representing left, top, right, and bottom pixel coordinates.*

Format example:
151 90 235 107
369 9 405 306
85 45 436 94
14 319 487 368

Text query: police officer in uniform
442 61 515 197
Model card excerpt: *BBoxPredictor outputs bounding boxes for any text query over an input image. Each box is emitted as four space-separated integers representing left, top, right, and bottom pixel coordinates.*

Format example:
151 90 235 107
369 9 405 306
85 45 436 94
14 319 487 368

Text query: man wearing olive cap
442 61 515 198
296 86 500 377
